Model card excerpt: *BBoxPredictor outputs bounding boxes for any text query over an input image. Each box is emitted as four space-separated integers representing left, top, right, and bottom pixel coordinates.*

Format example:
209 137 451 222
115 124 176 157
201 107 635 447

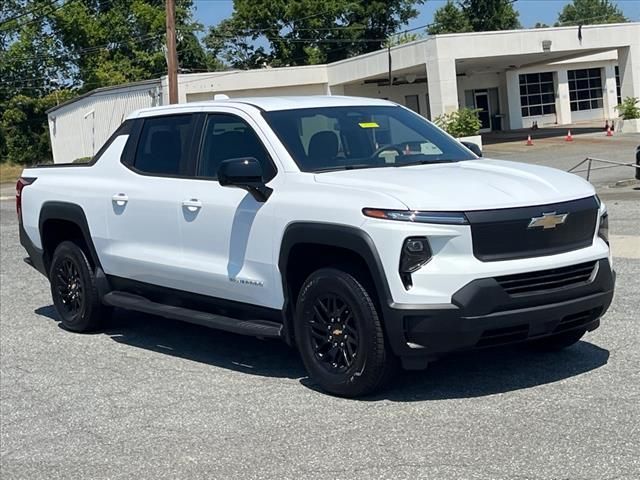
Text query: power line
0 0 61 27
0 0 79 31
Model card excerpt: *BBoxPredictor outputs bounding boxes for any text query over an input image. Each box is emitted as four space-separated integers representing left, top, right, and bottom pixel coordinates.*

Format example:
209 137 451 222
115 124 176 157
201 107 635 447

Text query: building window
615 66 621 104
568 68 603 111
405 95 420 114
519 72 556 117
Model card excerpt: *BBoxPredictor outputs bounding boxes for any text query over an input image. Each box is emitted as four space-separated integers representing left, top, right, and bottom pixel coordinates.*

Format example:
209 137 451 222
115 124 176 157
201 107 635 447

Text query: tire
294 267 396 397
49 241 107 332
527 329 586 352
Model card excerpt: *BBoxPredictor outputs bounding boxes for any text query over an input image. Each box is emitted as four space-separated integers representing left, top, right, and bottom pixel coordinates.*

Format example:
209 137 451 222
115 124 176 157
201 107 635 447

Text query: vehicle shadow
363 341 609 402
35 305 609 400
35 305 305 380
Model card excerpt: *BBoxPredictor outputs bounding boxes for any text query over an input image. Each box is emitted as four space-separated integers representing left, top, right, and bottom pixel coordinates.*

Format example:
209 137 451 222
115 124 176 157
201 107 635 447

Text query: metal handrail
567 157 640 181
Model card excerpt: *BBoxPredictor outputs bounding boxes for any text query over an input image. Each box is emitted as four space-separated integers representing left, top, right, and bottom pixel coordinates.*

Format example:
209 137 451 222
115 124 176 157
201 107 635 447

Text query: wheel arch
39 201 103 275
278 222 392 346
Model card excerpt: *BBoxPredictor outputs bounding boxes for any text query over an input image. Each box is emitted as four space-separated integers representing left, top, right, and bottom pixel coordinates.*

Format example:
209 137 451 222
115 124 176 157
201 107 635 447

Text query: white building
47 22 639 163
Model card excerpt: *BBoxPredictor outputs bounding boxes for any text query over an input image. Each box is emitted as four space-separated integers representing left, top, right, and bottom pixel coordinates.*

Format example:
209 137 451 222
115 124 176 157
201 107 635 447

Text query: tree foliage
205 0 424 69
462 0 521 32
428 0 519 35
557 0 627 26
1 91 75 164
427 1 471 35
0 0 207 164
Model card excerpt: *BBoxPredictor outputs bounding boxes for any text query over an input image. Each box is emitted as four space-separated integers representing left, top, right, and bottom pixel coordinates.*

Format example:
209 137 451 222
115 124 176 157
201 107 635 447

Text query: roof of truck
128 95 397 119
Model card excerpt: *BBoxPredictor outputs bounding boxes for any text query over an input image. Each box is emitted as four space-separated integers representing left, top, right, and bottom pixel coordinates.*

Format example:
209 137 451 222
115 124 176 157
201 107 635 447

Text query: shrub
615 97 640 120
434 108 482 137
73 157 92 164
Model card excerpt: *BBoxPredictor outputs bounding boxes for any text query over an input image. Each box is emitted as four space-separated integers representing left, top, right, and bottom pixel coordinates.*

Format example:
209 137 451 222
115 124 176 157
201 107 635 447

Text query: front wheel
50 241 108 332
294 268 395 397
527 329 586 352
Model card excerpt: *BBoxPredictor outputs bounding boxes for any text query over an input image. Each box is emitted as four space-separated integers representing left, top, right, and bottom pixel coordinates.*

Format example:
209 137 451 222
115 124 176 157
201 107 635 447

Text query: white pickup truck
18 96 615 397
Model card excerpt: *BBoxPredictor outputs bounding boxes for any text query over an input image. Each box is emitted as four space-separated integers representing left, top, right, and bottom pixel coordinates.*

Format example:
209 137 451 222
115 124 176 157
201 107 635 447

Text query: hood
313 159 595 211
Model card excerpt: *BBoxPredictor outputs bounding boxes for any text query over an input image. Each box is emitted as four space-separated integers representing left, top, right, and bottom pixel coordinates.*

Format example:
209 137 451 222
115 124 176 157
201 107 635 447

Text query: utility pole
165 0 178 104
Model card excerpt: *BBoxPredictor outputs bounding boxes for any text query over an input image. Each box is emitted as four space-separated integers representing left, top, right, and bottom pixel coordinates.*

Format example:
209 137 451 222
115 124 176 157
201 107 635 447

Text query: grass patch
0 164 24 184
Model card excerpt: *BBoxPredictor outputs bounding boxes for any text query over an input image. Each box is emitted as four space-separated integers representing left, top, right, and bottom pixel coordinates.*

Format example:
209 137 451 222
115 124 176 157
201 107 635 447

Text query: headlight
598 211 609 245
363 208 468 225
399 237 432 289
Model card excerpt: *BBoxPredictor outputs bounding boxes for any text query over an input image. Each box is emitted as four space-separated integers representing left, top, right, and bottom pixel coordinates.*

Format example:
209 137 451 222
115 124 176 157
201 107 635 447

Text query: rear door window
133 114 196 176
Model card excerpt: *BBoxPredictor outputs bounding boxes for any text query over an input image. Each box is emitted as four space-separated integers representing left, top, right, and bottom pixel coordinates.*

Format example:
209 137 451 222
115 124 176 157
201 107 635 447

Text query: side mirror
217 157 272 202
460 141 482 157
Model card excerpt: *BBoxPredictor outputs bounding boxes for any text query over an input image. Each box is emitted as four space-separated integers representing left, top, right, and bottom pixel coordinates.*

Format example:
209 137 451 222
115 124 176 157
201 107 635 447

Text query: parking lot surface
1 135 639 479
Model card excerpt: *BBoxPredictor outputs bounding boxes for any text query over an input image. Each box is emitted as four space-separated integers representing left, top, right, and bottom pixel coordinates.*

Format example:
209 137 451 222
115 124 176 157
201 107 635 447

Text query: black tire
294 267 396 397
49 241 107 332
527 329 586 352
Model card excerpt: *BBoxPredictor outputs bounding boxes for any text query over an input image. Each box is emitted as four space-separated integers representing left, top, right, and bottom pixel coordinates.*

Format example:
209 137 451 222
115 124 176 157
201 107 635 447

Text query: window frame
194 112 278 183
121 113 203 178
568 68 604 112
518 72 556 118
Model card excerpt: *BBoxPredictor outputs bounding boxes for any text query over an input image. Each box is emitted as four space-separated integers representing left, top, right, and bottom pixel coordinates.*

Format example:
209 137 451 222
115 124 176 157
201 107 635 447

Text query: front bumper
383 258 615 367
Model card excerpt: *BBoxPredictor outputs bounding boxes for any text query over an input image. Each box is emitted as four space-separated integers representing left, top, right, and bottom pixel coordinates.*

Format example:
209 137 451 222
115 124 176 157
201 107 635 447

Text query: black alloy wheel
53 258 85 320
295 267 396 397
49 241 107 332
308 294 360 374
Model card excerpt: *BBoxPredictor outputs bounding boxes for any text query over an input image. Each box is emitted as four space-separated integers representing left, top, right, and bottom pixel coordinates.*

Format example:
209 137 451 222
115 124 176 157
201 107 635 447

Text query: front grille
466 196 598 262
495 261 597 296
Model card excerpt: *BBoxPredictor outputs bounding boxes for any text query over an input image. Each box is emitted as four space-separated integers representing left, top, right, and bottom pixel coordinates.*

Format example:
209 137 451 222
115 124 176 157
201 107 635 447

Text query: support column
555 69 572 126
617 44 640 104
602 63 618 121
426 43 459 118
505 70 523 130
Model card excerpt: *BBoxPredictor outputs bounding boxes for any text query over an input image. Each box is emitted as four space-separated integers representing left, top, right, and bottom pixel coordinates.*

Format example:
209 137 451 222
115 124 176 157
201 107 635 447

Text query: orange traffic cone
606 126 613 137
526 135 533 146
565 130 573 142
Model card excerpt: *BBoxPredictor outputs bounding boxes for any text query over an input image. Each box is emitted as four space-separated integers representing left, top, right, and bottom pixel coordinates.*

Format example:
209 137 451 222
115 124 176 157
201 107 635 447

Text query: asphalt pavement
1 138 639 479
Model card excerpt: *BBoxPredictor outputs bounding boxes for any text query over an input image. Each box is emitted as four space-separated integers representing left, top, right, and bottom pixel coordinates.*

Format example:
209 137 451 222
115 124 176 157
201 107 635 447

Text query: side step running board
102 291 283 339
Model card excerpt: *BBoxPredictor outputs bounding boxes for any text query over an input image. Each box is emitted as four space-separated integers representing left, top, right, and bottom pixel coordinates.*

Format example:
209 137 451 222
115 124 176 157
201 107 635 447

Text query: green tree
1 1 210 164
427 1 472 35
384 31 422 47
205 0 424 68
50 0 207 90
1 91 75 165
461 0 521 32
557 0 627 26
428 0 518 35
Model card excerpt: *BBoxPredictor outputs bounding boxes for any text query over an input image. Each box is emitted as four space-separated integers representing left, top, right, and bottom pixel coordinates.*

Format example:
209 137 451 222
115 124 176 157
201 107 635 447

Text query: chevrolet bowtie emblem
528 211 568 229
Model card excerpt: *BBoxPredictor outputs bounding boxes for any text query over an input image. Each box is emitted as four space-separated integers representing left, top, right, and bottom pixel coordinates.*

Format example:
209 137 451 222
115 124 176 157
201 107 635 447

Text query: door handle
112 193 128 206
182 199 202 212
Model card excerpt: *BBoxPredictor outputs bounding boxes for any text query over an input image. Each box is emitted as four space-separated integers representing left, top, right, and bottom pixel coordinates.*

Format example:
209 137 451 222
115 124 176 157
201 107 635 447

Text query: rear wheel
294 268 395 397
527 329 586 352
50 241 107 332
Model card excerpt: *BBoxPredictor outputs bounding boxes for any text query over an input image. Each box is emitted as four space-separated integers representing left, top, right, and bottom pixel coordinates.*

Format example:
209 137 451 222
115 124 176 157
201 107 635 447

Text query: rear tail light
16 176 36 219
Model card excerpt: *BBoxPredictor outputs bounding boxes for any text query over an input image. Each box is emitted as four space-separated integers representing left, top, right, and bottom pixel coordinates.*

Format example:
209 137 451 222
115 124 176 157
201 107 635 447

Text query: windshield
263 105 476 172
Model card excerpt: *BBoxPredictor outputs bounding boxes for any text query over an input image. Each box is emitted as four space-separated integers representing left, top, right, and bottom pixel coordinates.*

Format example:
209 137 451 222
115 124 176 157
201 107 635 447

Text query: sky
192 0 640 33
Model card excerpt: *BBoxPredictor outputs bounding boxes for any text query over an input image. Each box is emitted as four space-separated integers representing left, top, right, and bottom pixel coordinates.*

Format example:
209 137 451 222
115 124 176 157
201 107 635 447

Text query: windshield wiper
313 164 384 173
394 159 456 167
